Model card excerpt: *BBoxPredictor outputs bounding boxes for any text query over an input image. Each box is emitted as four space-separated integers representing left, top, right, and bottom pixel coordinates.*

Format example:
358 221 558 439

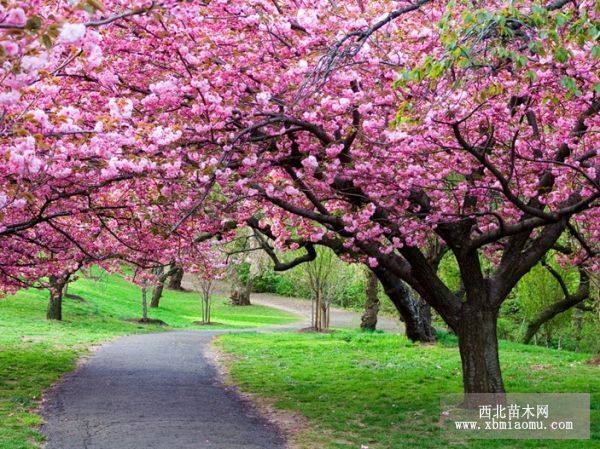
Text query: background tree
194 276 214 325
166 264 185 291
150 264 180 308
522 263 592 344
286 247 352 332
250 220 435 341
225 231 270 306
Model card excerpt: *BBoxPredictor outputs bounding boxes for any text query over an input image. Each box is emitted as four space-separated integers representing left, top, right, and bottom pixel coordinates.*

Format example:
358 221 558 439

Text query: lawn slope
216 331 600 449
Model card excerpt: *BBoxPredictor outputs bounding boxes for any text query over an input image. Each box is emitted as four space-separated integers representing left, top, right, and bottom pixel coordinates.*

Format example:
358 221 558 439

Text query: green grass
0 272 297 449
216 331 600 449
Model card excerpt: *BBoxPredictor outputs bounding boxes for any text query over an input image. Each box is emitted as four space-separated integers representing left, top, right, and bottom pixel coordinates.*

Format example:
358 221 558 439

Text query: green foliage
437 252 462 294
217 330 600 449
252 255 399 314
0 272 296 449
252 269 303 297
437 252 600 353
506 261 598 352
235 261 251 284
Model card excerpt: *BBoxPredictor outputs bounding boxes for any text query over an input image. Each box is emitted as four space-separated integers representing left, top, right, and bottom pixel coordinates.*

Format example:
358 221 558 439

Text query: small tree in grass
191 259 227 326
197 276 213 325
289 247 351 332
131 269 167 325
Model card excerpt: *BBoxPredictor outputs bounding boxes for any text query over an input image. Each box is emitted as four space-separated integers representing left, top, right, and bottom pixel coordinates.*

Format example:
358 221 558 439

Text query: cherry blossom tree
0 0 597 398
113 0 594 395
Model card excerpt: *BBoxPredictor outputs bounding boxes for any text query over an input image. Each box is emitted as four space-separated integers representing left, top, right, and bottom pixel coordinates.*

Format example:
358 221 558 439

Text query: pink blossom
59 23 87 43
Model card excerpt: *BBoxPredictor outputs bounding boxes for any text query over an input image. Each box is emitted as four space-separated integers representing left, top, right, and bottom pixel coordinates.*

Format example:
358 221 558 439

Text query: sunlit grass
217 331 600 449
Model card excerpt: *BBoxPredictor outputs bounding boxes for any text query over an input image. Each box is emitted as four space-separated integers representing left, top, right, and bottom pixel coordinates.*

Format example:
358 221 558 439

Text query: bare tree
250 219 436 341
291 248 352 332
193 276 214 325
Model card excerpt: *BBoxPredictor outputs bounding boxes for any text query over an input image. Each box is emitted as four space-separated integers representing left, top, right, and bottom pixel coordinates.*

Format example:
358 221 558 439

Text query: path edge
35 339 108 447
206 336 310 449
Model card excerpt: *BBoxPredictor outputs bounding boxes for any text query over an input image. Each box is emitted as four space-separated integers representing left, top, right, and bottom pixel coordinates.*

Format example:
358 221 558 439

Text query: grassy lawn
0 272 297 449
216 331 600 449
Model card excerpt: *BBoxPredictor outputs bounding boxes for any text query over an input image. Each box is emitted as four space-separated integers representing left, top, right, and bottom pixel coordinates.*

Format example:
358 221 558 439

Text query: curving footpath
41 330 285 449
41 288 403 448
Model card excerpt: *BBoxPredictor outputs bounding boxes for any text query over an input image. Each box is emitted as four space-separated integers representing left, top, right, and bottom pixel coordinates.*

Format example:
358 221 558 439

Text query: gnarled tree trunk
150 278 165 308
361 270 379 331
230 273 252 306
151 264 183 308
457 307 505 398
150 266 166 308
167 265 184 290
374 267 436 342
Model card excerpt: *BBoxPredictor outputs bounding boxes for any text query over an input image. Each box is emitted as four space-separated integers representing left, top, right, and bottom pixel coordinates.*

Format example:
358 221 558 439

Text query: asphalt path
41 330 286 449
41 285 402 448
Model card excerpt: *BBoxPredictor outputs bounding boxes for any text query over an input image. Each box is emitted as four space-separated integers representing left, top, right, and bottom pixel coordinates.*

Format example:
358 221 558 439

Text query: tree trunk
167 265 184 290
150 267 165 308
47 292 62 321
202 293 211 324
314 292 323 332
456 308 505 398
374 267 436 342
142 286 148 320
320 299 329 330
151 278 165 308
361 270 379 331
47 275 68 321
230 277 252 306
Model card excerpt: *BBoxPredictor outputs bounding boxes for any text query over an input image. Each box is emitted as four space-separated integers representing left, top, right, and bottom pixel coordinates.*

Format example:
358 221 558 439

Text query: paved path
41 283 402 448
41 331 285 449
249 292 403 333
185 277 404 334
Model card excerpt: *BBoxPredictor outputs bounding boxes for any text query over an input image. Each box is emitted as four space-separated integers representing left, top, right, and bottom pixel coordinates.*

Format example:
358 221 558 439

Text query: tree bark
47 275 69 321
141 286 148 320
314 292 321 331
457 308 505 398
150 267 165 308
373 267 436 342
361 270 379 331
320 298 329 330
151 265 182 308
150 278 165 308
167 265 184 290
230 275 252 306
